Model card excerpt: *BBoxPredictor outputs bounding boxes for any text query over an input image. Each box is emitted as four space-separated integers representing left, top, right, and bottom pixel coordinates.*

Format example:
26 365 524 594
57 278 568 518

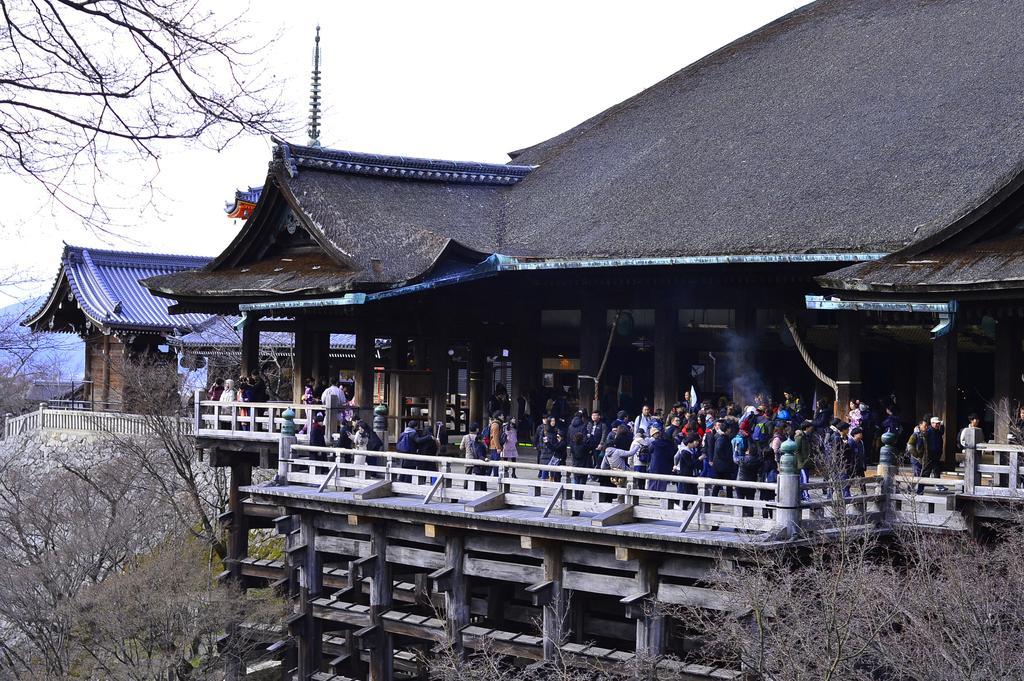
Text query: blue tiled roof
27 246 212 333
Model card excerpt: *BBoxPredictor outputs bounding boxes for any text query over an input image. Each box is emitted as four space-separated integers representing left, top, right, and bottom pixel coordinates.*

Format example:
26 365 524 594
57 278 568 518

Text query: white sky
0 0 807 301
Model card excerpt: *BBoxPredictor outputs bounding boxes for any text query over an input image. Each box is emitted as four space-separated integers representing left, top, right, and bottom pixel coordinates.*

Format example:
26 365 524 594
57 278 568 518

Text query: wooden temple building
24 245 211 410
148 0 1024 461
90 0 1024 677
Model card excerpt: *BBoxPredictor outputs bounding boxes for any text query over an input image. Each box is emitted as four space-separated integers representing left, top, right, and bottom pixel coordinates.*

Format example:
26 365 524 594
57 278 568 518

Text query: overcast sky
2 0 808 301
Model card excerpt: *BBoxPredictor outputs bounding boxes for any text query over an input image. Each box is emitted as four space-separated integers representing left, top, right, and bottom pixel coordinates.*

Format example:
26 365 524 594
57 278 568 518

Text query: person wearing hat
924 416 945 484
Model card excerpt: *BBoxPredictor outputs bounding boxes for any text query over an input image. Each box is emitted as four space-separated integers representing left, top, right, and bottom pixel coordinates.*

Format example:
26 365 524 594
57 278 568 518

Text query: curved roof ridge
74 247 121 319
274 138 535 186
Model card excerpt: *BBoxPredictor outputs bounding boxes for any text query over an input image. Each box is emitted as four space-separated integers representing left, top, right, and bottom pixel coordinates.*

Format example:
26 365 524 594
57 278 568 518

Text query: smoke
724 330 770 408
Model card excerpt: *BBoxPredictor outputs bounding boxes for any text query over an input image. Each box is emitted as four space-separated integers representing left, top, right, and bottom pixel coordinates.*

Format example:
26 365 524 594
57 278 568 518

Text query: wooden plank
384 544 445 570
354 480 393 501
591 503 634 528
315 535 371 558
656 582 734 611
464 555 544 584
464 490 506 513
563 569 635 597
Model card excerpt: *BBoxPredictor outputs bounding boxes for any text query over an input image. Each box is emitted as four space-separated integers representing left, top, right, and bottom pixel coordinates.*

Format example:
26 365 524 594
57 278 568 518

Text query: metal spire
307 25 322 147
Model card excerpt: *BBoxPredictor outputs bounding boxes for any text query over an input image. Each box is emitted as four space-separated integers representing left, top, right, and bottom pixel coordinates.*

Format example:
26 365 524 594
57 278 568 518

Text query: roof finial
307 24 322 148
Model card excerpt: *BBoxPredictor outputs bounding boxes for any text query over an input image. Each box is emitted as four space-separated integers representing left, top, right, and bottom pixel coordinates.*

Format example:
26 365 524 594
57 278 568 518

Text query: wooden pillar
654 306 678 412
368 522 394 681
355 324 374 413
995 318 1021 442
101 334 111 409
732 306 756 405
310 329 331 387
468 339 486 429
836 312 862 415
444 532 469 657
292 322 308 402
297 513 322 678
430 334 450 429
240 319 260 377
914 348 931 425
635 556 665 657
542 543 566 660
580 305 604 412
933 328 959 467
227 463 251 577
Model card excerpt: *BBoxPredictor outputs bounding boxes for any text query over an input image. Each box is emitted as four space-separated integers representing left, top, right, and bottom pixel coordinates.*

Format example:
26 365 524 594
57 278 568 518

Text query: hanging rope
592 310 622 411
783 315 838 401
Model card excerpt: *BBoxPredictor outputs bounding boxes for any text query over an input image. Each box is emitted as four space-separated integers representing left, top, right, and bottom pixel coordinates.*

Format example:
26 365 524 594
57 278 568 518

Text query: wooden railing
283 444 785 534
3 407 189 439
193 392 374 441
965 440 1024 497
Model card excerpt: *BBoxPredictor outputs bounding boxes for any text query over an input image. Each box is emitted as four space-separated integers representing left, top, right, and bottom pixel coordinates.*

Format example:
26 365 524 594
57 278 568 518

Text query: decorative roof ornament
308 25 322 148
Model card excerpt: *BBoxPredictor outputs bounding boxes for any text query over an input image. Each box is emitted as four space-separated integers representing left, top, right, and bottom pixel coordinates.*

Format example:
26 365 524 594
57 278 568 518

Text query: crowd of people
467 388 990 505
208 373 988 502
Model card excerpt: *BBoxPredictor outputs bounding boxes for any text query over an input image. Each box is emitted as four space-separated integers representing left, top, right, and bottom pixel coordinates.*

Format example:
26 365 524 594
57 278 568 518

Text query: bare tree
72 537 286 681
108 356 231 558
0 0 289 227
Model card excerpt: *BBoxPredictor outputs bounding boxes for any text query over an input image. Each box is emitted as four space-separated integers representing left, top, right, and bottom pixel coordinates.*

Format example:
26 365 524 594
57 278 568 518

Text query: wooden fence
3 407 189 439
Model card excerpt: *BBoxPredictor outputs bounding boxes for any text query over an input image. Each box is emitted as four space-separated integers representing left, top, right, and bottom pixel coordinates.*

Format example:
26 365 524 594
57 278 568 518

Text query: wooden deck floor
244 482 785 549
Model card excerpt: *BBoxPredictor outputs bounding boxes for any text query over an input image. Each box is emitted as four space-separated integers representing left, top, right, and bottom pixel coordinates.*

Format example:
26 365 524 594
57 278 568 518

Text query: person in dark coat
568 431 592 500
567 412 587 448
646 424 676 492
924 416 945 481
412 426 438 474
813 400 834 432
674 434 703 504
710 419 737 498
534 417 561 479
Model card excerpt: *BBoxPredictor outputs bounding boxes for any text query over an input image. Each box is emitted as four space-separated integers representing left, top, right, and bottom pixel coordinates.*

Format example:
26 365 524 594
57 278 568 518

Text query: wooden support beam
591 503 634 528
367 523 393 681
444 532 469 657
836 312 862 415
354 322 373 412
464 490 506 513
620 591 652 620
353 480 392 501
468 339 486 430
542 543 566 660
579 304 604 412
932 328 959 468
240 319 260 377
635 556 665 657
525 580 556 607
297 514 323 679
227 464 251 580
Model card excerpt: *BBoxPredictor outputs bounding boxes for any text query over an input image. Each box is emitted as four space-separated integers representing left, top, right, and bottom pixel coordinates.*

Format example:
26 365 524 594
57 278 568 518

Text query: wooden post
635 556 665 658
240 318 260 377
580 304 604 412
297 513 322 678
932 328 959 468
368 522 394 681
193 389 202 432
962 426 980 495
227 463 251 579
323 392 338 443
292 322 308 403
542 542 566 660
836 312 862 415
654 306 678 413
994 317 1021 442
355 323 374 415
468 339 486 429
430 334 450 430
310 329 331 388
877 431 897 524
444 532 468 657
100 334 111 410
